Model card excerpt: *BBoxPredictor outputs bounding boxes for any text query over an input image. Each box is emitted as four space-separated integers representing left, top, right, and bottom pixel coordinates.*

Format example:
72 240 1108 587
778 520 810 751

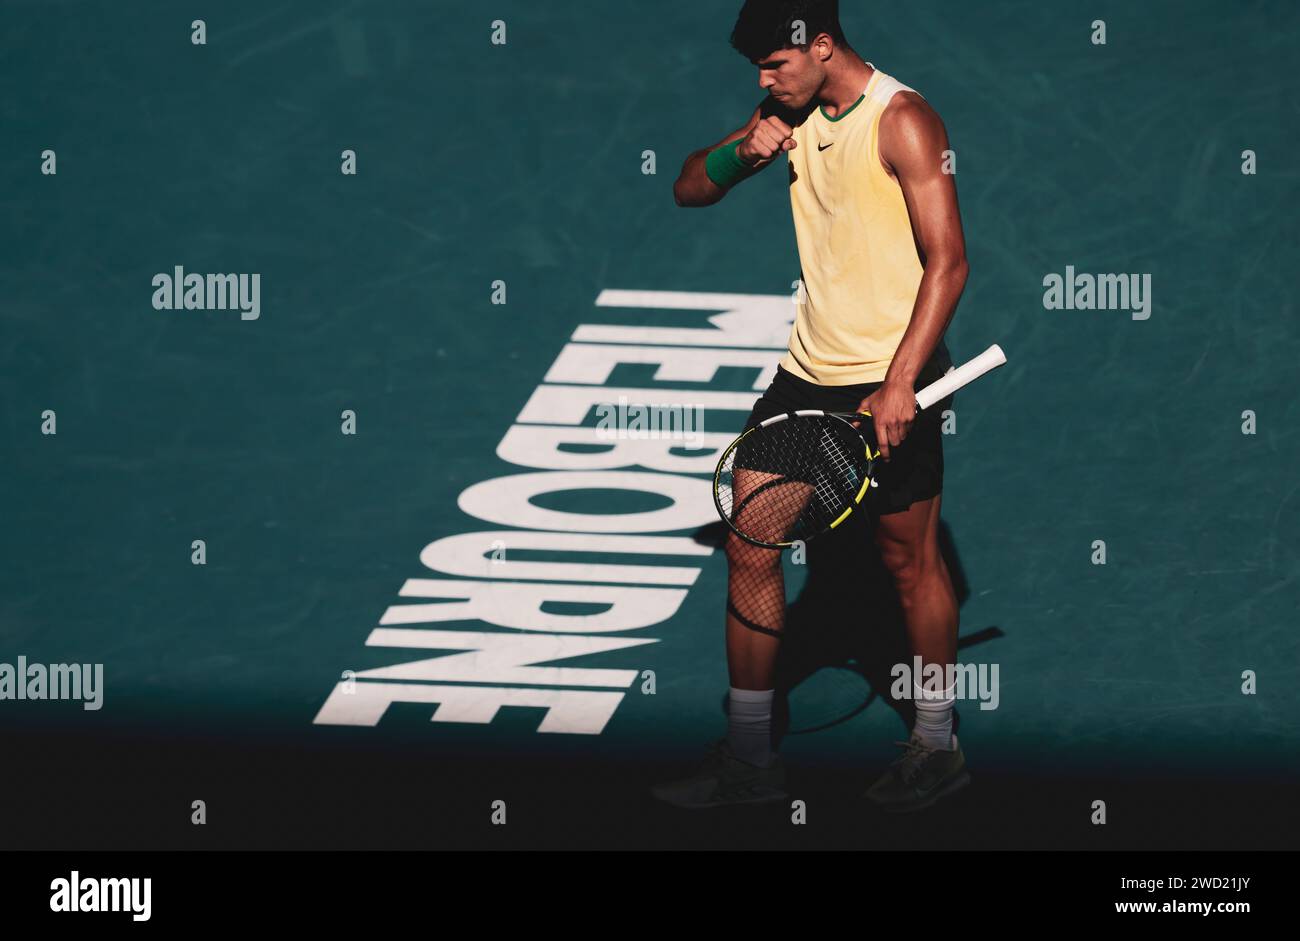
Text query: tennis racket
713 344 1007 548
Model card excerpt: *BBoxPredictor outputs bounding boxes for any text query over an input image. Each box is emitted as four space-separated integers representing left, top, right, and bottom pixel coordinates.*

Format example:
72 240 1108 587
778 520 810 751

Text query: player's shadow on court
697 513 1002 745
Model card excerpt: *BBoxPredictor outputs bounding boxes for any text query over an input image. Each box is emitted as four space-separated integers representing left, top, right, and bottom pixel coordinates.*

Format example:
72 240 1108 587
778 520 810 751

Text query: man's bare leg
648 526 792 807
720 532 785 767
863 490 971 810
724 533 785 689
717 467 815 766
873 493 960 747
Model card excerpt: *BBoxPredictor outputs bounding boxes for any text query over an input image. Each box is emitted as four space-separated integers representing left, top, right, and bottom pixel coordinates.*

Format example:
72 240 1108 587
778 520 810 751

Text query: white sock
727 687 776 767
913 680 956 750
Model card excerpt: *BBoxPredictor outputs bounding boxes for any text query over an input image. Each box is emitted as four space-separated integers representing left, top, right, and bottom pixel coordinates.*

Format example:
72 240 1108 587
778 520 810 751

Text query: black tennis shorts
742 346 955 519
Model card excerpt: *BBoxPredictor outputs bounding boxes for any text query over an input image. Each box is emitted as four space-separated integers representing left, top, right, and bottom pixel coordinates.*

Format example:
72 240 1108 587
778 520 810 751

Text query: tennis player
653 0 971 811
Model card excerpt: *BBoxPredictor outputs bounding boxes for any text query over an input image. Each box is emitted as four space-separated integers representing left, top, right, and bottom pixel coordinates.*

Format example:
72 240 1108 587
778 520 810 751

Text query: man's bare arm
879 93 969 387
858 93 969 460
674 103 794 207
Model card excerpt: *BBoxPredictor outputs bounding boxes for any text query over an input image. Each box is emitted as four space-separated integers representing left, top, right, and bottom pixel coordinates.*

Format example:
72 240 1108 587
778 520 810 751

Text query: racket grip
914 344 1007 412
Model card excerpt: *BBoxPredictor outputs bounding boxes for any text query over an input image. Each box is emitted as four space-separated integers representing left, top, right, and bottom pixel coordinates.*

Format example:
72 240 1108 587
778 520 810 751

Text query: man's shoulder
877 90 947 165
879 90 942 133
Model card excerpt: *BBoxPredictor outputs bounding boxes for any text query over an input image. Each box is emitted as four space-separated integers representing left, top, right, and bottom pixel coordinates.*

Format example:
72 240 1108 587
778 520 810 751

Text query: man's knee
724 533 782 573
877 538 940 599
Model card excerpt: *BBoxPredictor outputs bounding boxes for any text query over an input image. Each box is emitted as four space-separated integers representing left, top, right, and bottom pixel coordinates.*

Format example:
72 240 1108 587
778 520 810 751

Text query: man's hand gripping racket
713 344 1007 548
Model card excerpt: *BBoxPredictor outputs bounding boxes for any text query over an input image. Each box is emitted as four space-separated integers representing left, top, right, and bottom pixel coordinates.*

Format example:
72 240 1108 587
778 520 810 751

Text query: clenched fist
736 116 797 168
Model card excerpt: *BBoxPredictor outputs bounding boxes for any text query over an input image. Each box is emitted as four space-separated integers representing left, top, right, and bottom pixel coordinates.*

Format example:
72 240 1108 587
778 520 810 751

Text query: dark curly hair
729 0 848 62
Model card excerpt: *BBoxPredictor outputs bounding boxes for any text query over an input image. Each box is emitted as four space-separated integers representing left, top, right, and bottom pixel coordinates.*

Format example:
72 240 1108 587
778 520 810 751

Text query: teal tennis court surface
2 1 1298 849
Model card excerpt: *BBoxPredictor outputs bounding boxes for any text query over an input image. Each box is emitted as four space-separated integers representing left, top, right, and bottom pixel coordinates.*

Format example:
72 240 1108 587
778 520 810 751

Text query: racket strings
716 415 866 546
813 424 858 517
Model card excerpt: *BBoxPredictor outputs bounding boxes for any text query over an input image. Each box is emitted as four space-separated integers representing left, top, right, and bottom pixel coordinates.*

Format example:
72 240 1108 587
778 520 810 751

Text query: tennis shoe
863 730 970 813
651 738 788 809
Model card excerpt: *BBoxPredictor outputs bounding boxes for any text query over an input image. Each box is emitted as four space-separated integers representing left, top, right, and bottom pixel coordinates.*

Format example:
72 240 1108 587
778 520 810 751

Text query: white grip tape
914 344 1007 413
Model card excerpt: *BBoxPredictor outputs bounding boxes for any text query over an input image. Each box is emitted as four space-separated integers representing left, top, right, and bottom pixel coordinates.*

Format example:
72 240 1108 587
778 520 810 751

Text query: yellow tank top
780 66 923 385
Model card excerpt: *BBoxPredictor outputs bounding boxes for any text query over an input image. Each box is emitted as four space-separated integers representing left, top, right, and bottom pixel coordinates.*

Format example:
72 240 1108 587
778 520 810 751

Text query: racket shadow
696 511 1000 744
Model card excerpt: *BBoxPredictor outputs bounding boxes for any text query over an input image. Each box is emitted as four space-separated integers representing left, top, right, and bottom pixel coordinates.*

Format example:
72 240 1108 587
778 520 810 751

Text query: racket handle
914 344 1007 412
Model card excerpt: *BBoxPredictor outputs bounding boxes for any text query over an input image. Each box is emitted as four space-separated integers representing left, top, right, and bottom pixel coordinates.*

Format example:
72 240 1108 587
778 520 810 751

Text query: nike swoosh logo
817 142 834 151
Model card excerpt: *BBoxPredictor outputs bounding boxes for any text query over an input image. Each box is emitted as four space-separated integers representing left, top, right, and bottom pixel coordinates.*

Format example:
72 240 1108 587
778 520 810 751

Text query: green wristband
705 139 760 188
